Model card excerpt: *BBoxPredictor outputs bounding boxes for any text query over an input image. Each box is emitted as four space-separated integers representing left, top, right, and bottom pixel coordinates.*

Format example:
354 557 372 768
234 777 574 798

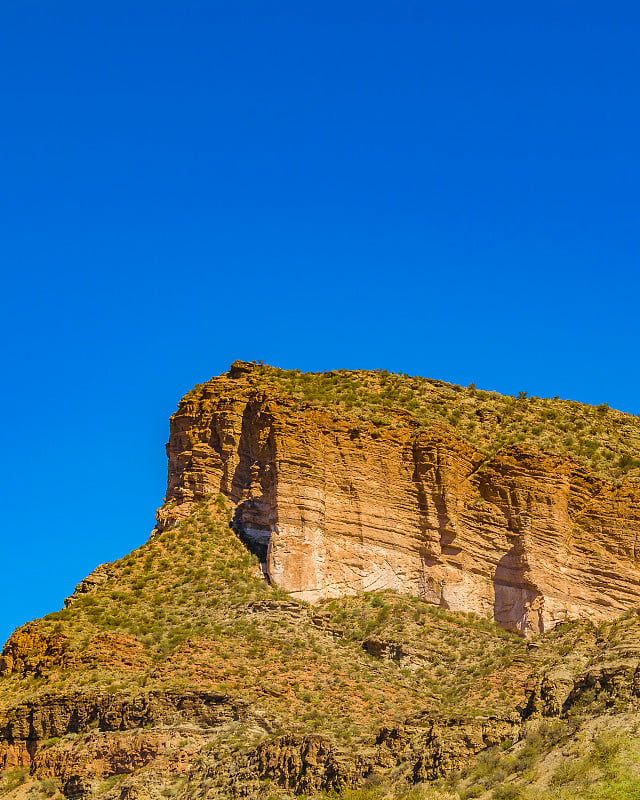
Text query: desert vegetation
3 499 529 731
4 498 640 798
210 362 640 483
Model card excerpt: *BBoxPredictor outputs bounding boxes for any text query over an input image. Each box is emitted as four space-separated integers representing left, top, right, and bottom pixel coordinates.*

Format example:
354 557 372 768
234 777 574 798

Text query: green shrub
492 785 521 800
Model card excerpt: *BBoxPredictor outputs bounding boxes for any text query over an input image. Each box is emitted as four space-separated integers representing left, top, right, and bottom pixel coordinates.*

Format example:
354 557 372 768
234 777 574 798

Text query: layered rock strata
158 369 640 637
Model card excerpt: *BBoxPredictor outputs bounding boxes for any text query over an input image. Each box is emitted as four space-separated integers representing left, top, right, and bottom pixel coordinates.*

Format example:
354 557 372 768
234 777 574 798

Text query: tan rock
158 373 640 637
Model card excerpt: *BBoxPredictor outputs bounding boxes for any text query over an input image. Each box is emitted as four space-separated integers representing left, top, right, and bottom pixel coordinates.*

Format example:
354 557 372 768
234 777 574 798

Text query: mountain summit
2 364 640 800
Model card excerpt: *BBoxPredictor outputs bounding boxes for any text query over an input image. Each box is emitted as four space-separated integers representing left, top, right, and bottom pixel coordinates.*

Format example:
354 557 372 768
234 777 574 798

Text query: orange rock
0 623 69 677
158 373 640 637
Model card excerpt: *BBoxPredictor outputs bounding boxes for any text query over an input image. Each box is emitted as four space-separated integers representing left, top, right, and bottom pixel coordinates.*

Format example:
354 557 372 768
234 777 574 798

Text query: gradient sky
2 1 640 645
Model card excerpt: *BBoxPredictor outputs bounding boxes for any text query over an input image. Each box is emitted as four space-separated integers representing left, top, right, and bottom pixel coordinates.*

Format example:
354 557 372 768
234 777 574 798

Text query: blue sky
2 1 639 644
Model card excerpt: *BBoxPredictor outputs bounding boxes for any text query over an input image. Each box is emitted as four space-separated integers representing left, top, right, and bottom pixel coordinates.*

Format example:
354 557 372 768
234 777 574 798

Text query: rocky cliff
157 363 640 637
2 363 640 800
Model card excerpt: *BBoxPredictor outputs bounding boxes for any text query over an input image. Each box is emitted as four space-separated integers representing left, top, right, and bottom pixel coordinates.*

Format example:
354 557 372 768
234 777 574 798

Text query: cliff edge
157 363 640 637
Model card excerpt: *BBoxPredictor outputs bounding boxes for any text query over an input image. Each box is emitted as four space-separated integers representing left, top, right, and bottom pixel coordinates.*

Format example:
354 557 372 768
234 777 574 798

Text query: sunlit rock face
157 368 640 637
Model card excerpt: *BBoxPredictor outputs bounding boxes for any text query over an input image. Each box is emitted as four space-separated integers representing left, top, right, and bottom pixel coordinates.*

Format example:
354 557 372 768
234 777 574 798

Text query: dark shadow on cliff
411 436 460 561
494 541 544 636
228 399 277 581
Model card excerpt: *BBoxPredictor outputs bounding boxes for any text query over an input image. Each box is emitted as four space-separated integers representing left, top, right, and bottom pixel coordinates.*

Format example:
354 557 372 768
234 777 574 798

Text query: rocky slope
159 363 640 637
0 498 532 800
2 363 640 800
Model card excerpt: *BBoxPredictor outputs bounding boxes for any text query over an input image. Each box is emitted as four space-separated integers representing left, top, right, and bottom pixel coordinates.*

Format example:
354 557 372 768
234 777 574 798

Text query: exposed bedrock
157 375 640 637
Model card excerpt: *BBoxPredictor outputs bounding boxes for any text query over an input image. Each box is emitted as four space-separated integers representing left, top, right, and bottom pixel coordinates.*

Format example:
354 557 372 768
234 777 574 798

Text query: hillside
2 363 640 800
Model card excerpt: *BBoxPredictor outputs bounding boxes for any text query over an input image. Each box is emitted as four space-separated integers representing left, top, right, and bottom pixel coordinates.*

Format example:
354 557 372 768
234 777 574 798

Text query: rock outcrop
3 363 640 800
157 367 640 637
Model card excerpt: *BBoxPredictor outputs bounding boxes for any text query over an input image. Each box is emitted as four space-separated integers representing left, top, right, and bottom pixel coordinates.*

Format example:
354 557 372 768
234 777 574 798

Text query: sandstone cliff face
158 369 640 637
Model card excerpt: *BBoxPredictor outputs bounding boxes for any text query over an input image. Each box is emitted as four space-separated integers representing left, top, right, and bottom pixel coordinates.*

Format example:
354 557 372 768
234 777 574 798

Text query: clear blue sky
2 1 639 645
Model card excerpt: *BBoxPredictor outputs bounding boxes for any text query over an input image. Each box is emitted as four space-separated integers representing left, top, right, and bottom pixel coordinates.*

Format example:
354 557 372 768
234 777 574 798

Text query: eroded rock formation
157 368 640 637
3 365 640 799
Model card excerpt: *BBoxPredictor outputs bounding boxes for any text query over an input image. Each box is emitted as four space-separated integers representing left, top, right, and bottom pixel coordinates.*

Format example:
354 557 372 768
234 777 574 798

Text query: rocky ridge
2 363 640 800
159 363 640 637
